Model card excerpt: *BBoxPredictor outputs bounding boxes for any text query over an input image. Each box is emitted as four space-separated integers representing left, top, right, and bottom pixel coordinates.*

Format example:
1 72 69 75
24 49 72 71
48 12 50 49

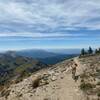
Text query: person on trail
72 63 78 81
72 63 77 75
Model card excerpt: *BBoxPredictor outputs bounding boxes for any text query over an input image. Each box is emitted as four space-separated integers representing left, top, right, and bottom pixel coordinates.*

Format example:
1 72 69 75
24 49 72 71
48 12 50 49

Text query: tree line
80 47 100 56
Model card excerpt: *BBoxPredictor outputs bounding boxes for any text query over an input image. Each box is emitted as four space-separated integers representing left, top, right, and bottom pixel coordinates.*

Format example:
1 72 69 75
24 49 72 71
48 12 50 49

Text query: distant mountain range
38 54 78 64
47 49 81 54
16 49 58 58
16 49 79 64
0 49 79 64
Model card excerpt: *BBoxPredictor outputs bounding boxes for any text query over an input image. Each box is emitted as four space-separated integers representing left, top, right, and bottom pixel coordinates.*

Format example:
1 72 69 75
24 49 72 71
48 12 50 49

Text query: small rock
51 76 57 81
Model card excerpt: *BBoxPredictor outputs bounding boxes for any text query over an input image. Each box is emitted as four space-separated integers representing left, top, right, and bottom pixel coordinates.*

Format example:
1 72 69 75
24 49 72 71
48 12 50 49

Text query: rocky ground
78 55 100 100
0 55 100 100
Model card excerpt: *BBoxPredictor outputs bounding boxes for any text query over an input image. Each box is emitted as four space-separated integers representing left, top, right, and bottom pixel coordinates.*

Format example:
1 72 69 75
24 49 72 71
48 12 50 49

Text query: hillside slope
0 53 48 88
0 57 87 100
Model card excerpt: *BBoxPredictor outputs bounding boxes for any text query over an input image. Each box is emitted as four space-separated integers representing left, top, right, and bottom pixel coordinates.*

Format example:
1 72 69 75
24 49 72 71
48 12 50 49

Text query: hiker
72 63 78 80
72 63 77 75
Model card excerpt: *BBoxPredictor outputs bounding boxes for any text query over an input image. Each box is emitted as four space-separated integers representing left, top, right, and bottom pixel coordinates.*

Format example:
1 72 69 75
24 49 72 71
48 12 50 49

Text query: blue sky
0 0 100 51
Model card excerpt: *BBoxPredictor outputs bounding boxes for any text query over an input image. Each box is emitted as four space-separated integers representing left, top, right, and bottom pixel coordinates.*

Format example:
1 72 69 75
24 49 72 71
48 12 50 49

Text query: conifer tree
98 48 100 53
88 46 93 54
81 48 86 55
95 49 98 54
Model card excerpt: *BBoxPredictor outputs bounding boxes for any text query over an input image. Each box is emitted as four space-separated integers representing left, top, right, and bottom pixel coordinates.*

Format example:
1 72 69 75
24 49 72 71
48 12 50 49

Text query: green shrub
80 83 95 91
81 79 84 83
97 82 100 85
97 91 100 97
32 77 41 88
44 98 50 100
80 73 89 79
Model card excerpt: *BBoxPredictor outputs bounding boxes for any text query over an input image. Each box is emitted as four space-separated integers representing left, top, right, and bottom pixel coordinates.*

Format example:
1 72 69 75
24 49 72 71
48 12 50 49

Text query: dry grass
32 76 41 88
1 89 11 98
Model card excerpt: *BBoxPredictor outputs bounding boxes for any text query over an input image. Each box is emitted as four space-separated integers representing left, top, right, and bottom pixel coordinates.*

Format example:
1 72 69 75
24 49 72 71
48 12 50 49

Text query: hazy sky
0 0 100 51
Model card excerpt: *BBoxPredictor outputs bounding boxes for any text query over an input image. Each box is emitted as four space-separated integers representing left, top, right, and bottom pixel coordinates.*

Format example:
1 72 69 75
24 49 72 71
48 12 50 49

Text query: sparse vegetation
44 98 50 100
80 83 96 91
97 91 100 97
97 82 100 85
1 89 11 98
79 54 100 99
80 73 89 79
32 76 41 88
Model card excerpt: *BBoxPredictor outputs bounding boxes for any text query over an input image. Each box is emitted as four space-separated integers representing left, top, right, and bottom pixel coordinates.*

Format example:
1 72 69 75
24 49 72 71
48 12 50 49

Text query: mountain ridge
16 49 79 64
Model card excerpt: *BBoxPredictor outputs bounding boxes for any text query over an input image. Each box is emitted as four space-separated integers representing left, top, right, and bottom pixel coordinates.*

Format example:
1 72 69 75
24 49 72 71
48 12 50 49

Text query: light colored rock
51 76 57 81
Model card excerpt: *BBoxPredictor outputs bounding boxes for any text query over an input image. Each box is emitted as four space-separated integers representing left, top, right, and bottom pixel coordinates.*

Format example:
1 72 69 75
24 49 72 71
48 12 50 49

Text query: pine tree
95 48 100 54
81 48 86 55
95 49 99 54
98 48 100 53
88 46 93 54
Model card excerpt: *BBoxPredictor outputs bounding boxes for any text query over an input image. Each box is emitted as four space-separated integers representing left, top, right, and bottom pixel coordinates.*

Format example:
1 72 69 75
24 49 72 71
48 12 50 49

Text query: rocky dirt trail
0 58 86 100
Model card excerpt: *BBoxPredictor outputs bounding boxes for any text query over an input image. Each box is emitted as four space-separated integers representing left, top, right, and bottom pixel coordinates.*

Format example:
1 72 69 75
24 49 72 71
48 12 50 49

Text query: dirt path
24 68 85 100
28 58 86 100
55 72 85 100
